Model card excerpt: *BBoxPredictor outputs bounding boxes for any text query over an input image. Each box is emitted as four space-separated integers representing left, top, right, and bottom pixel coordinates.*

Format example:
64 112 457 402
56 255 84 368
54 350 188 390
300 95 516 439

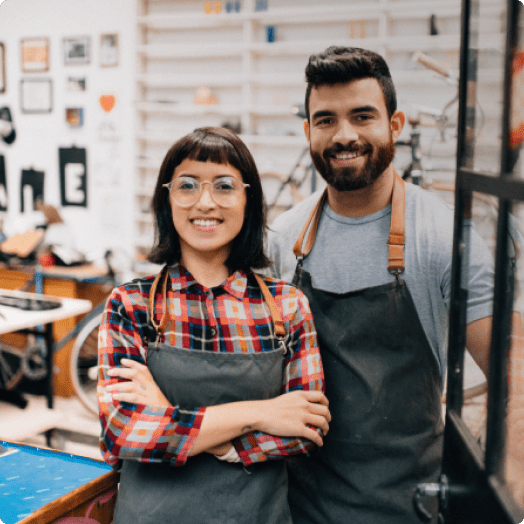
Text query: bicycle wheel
69 313 102 416
0 341 24 390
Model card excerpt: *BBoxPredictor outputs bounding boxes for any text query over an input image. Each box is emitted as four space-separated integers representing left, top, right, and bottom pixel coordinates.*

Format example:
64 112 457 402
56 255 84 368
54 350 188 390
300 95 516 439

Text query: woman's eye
177 179 198 191
215 178 236 191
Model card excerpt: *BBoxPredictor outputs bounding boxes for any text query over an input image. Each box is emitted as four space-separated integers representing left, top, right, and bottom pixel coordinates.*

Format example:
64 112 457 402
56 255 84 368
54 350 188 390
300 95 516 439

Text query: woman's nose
195 182 216 208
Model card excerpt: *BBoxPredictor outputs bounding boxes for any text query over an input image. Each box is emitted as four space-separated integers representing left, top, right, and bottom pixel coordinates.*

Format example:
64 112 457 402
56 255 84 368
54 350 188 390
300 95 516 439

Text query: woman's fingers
302 426 324 447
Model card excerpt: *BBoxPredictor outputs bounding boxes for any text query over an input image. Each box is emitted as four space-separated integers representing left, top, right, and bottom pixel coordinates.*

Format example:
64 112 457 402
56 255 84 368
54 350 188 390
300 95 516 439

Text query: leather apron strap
149 267 286 340
293 171 406 274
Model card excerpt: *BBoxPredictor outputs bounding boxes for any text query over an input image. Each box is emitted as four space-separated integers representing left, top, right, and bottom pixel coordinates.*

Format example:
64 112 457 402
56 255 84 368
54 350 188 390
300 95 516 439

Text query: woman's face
168 158 247 265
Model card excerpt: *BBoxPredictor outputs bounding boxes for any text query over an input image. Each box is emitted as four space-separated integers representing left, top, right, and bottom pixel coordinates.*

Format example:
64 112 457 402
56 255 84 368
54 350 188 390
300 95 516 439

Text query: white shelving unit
133 0 506 255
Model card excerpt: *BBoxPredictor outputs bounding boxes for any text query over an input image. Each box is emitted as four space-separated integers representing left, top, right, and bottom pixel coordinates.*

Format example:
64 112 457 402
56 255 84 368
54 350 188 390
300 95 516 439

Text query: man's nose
333 120 358 145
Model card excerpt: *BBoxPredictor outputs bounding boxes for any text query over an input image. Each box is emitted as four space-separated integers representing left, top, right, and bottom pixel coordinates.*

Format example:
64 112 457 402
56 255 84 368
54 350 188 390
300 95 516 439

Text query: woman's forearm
188 390 330 455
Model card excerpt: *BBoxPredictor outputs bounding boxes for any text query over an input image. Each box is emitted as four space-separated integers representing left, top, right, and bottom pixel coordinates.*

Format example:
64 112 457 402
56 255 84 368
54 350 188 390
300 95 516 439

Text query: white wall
0 0 136 256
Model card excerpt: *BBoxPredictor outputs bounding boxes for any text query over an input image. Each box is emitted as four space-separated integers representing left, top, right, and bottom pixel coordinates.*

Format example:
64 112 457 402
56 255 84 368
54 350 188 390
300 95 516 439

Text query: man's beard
311 138 396 192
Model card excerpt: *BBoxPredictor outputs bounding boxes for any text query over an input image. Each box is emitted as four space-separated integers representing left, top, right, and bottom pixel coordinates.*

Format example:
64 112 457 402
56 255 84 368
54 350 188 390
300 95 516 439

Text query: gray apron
288 172 444 524
112 270 293 524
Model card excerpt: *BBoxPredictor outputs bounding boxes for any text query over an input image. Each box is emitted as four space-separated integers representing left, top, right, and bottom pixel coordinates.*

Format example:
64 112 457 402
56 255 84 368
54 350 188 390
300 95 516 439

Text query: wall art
100 34 118 67
0 43 5 93
20 168 44 212
21 37 49 72
59 147 87 207
20 79 53 114
63 36 90 65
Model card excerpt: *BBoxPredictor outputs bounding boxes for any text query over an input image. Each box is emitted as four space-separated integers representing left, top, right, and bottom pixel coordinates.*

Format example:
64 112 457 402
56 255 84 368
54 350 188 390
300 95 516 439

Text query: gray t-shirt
267 182 495 379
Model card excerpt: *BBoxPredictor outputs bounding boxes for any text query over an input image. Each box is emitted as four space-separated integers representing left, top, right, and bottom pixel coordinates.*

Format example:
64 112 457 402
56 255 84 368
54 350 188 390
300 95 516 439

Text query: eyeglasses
163 176 249 208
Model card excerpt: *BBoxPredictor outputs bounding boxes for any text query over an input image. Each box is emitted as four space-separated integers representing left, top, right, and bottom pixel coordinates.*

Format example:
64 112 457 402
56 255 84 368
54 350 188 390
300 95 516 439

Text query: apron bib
288 173 444 524
113 272 293 524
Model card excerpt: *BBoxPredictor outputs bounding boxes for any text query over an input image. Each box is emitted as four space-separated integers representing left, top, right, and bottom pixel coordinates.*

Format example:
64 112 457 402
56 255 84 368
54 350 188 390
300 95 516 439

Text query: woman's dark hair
148 127 271 272
304 46 397 121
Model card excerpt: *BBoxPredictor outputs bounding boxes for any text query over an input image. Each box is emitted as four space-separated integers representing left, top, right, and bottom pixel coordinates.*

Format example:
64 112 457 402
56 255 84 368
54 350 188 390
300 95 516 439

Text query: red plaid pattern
99 264 324 467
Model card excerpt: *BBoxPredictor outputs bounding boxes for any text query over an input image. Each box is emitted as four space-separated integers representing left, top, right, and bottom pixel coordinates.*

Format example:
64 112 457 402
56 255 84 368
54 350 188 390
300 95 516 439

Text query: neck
180 249 231 289
326 166 395 218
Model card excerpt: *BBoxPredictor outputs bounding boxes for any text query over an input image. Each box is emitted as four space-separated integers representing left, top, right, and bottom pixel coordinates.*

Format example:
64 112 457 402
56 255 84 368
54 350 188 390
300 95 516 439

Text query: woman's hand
256 390 330 447
106 358 170 407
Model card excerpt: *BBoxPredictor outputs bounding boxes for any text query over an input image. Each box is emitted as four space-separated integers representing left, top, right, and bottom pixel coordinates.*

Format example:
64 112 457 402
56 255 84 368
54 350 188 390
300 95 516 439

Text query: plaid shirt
99 264 324 467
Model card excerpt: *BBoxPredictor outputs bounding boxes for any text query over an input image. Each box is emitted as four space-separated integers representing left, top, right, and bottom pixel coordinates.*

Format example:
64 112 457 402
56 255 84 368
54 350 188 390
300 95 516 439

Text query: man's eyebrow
311 110 335 120
351 105 379 114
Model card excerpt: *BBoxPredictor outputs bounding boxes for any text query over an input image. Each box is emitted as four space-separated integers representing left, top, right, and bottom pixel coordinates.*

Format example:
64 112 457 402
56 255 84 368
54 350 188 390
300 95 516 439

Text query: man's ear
390 110 405 142
304 119 310 143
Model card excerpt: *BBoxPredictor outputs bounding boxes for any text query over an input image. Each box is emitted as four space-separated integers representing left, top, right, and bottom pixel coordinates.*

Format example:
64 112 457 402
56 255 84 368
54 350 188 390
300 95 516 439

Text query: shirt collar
168 264 247 300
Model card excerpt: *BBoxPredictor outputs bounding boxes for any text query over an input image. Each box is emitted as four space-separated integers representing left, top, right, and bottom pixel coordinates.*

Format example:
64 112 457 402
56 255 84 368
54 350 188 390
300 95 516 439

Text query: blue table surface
0 440 112 524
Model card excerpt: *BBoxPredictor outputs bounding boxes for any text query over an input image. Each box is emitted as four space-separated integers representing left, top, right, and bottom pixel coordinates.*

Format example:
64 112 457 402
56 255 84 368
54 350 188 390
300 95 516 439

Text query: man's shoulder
269 191 324 236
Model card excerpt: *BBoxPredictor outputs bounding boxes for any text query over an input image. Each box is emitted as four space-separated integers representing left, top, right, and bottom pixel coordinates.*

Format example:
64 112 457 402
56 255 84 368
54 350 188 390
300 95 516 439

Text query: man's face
305 78 404 192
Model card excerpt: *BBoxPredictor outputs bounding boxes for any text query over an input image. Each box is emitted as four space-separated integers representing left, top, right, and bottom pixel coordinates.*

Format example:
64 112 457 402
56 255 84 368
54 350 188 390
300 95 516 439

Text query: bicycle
0 250 118 416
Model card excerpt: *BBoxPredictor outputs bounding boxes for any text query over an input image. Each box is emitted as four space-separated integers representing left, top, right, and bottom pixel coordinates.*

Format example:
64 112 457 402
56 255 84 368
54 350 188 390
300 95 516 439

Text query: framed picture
0 43 5 93
67 76 86 91
66 107 84 127
63 36 90 65
20 79 53 114
100 34 118 67
21 37 50 72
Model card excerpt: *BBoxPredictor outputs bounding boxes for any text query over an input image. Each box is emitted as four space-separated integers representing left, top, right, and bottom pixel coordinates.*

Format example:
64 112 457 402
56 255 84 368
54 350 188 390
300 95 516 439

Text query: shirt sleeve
98 286 205 467
232 287 325 466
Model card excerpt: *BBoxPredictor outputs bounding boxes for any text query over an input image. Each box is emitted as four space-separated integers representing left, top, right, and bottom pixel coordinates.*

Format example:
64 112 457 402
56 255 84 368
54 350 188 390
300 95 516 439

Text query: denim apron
288 172 444 524
112 270 293 524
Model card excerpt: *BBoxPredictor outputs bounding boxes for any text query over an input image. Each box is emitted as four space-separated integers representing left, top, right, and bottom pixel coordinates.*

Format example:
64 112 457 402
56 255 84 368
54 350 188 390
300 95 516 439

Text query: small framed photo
67 76 86 91
20 79 53 114
0 43 5 93
100 34 118 67
21 37 50 72
66 107 84 127
63 36 90 65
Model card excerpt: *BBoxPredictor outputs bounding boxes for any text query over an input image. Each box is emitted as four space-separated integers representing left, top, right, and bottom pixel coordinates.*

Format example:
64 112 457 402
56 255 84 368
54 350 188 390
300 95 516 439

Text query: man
267 46 496 523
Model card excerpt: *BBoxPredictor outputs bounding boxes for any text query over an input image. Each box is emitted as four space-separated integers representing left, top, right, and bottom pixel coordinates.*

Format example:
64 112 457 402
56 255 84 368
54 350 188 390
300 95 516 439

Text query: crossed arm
98 287 330 467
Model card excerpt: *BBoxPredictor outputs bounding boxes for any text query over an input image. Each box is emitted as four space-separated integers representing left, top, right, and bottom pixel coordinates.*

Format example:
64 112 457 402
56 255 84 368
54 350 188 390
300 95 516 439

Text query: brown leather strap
149 267 286 340
292 171 405 273
293 190 328 258
387 171 405 274
149 265 170 336
253 273 286 338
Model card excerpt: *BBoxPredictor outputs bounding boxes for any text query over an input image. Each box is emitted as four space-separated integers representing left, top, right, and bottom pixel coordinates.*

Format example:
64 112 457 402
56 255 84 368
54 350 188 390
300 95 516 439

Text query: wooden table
0 440 118 524
0 288 92 409
0 264 110 397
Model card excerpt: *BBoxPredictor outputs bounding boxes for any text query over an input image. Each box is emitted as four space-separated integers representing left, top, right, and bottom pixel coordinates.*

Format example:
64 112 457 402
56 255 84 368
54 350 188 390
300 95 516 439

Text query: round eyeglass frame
163 178 250 208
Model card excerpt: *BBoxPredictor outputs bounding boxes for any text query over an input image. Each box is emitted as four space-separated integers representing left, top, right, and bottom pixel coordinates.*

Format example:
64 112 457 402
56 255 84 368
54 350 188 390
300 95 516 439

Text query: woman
98 127 330 524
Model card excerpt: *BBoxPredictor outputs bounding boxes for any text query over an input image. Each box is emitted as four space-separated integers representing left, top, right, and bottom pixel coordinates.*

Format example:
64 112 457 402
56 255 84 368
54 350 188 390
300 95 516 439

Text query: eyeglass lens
167 176 246 207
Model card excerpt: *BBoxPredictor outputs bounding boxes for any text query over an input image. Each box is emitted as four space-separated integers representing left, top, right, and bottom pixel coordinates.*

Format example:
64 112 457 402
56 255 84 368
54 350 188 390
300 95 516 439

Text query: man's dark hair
305 46 397 120
148 127 271 272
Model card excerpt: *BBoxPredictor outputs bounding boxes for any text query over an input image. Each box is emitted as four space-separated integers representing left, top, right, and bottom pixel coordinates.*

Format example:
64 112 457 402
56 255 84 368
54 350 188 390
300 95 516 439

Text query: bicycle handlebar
413 51 458 85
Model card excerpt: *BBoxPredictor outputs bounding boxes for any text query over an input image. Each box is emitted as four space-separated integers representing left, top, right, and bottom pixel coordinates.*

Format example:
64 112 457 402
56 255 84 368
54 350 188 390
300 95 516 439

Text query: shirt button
210 328 216 336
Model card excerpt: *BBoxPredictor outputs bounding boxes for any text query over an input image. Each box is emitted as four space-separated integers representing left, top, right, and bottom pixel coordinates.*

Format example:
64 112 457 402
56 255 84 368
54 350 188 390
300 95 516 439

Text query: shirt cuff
232 433 267 466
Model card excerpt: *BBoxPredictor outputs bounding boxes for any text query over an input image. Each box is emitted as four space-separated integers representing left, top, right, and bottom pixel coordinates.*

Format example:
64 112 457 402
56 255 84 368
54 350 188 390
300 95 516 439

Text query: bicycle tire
0 341 24 390
69 313 102 416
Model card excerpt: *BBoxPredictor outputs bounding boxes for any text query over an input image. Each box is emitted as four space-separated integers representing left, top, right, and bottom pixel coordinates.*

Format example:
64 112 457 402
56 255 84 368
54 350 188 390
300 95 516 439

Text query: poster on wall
100 34 118 67
0 43 5 93
63 36 90 65
20 168 44 212
59 147 87 207
20 79 53 114
20 38 50 72
0 155 7 211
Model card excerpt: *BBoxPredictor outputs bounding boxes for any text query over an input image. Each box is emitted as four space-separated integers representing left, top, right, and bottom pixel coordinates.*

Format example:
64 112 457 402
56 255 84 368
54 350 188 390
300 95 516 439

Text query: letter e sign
59 147 87 207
